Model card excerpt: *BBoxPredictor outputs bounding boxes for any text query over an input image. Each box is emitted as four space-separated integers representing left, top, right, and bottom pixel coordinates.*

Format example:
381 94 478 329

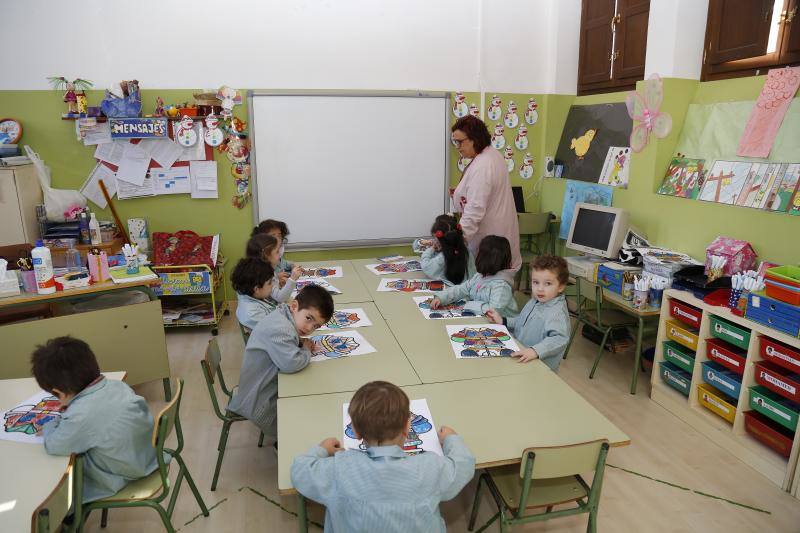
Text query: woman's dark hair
251 219 289 239
231 257 275 296
245 234 279 262
431 214 469 284
475 235 512 276
451 115 491 154
31 336 101 395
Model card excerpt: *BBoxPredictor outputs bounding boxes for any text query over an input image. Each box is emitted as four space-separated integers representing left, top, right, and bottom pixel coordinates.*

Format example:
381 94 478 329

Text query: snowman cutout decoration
515 125 528 150
487 95 502 122
204 114 224 147
519 153 534 179
503 146 515 172
491 123 505 150
525 97 539 125
504 101 519 128
457 154 472 172
176 115 198 147
468 103 480 118
452 91 468 118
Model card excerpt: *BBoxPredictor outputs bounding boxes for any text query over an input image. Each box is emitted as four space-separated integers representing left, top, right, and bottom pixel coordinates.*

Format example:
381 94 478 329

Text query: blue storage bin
746 292 800 337
701 360 742 400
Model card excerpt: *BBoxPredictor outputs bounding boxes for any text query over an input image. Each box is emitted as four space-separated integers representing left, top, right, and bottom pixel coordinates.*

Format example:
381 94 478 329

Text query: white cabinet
0 165 42 246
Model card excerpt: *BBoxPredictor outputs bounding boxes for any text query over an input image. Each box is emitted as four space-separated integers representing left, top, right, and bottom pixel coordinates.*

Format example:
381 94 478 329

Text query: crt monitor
566 203 629 259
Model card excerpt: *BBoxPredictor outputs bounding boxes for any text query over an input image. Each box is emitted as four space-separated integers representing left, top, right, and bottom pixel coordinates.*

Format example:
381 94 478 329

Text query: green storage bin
749 385 800 432
659 361 691 397
709 315 751 350
663 340 695 373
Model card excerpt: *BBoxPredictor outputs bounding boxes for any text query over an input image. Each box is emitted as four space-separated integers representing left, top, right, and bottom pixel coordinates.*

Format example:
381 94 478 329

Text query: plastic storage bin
765 278 800 306
698 383 737 424
743 410 795 458
659 361 692 397
760 337 800 374
706 338 746 375
766 265 800 288
701 360 743 399
746 292 800 337
709 315 751 350
754 360 800 403
749 386 800 432
663 340 695 373
669 299 703 329
665 320 699 351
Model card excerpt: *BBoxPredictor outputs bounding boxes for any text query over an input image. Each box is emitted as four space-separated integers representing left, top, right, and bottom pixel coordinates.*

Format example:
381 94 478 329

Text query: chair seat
487 465 588 511
583 308 638 328
98 464 170 502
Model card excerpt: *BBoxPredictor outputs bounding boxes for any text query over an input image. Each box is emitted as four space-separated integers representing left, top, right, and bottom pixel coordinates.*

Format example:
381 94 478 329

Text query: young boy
31 336 159 502
231 256 276 331
227 285 334 441
291 381 475 532
487 254 570 371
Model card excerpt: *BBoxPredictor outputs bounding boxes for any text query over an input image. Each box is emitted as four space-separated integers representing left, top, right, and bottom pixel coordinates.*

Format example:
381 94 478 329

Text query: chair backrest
204 337 223 385
152 378 183 449
32 457 74 533
201 339 229 419
239 323 251 344
519 439 608 480
517 212 552 235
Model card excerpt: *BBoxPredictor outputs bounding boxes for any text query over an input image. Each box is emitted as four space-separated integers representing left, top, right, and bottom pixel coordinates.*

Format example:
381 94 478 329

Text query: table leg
630 316 644 395
297 493 308 533
162 378 172 401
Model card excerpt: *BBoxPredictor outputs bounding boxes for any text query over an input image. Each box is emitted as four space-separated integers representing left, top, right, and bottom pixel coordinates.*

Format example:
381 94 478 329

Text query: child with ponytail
420 214 476 285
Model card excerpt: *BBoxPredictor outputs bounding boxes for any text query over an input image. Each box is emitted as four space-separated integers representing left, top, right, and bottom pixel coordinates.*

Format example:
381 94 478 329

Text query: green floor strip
179 497 229 530
240 486 325 529
607 464 771 515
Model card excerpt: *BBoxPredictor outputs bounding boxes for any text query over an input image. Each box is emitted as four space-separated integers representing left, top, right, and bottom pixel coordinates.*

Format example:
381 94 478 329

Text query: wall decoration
469 103 480 118
109 117 169 139
525 97 539 125
217 86 242 119
365 260 422 275
445 324 519 358
376 278 445 292
558 180 613 240
698 161 751 205
519 153 534 180
737 66 800 158
1 391 62 444
491 123 505 149
598 146 631 188
47 76 93 117
735 163 775 208
766 163 800 212
343 399 443 456
626 73 672 153
571 129 596 159
504 101 519 128
204 114 224 147
487 95 502 121
319 308 373 330
307 330 376 362
175 116 198 147
452 91 469 118
657 157 706 199
514 125 528 150
503 146 515 172
413 296 477 319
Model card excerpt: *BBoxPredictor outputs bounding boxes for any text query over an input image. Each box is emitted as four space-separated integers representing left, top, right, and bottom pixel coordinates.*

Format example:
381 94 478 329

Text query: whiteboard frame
247 90 451 250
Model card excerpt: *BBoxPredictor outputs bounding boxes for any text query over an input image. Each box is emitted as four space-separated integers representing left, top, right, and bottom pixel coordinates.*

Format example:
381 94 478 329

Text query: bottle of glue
32 240 56 294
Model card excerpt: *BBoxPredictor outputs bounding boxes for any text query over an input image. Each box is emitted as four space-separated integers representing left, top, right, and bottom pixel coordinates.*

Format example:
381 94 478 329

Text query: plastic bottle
31 240 55 294
79 211 91 245
65 242 82 272
89 213 102 245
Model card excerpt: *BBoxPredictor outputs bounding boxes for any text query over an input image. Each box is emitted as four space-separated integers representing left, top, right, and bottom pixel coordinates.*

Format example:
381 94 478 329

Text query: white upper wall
645 0 709 79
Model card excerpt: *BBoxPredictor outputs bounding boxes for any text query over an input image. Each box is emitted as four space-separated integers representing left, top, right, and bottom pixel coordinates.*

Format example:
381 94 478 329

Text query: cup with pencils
123 243 140 275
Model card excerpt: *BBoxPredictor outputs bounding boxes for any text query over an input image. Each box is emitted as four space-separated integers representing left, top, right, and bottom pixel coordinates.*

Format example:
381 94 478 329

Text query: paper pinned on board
153 167 191 195
189 160 218 199
117 171 156 200
115 142 151 186
94 139 128 166
79 163 118 209
139 138 183 169
80 122 112 146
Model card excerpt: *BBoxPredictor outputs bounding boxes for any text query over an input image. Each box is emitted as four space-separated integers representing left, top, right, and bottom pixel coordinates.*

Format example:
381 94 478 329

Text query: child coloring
252 218 295 275
231 257 276 331
420 214 476 285
246 233 303 304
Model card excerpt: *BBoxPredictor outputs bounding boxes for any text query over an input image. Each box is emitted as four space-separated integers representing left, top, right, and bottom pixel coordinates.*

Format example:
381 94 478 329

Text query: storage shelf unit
651 289 800 492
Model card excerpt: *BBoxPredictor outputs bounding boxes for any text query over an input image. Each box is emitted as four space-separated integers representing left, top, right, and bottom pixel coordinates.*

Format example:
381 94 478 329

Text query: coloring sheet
343 398 443 456
365 260 422 275
298 266 343 279
306 330 376 362
597 146 631 188
292 279 342 297
413 296 478 319
766 163 800 212
657 157 706 199
735 163 774 208
698 161 751 205
376 278 445 293
1 390 62 444
319 308 373 330
446 324 520 359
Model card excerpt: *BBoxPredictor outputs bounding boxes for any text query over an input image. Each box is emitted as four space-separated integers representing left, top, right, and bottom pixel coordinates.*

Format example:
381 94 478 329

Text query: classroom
1 0 800 531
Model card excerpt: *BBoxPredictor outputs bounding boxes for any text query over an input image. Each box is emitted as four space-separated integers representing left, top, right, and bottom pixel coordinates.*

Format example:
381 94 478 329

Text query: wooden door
0 169 25 246
578 0 616 86
706 0 777 64
614 0 650 81
779 0 800 63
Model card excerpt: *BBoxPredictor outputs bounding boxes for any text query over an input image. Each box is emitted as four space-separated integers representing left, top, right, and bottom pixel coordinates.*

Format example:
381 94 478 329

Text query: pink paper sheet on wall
737 67 800 158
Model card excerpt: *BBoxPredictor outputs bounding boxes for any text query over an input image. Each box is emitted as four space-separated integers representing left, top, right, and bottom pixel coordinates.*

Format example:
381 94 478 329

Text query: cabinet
0 164 42 246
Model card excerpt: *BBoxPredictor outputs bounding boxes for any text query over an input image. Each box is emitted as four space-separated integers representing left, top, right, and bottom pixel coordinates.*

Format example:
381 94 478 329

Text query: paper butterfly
626 73 672 153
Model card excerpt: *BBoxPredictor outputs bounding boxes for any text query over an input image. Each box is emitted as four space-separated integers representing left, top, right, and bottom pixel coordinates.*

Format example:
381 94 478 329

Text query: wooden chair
32 457 74 533
516 212 553 292
468 439 609 533
200 338 264 491
73 379 209 533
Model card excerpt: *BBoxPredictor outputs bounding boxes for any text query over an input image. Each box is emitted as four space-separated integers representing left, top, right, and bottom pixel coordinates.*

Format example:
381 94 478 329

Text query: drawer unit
705 338 746 376
665 320 699 352
701 361 742 399
746 293 800 337
749 386 800 432
663 340 695 373
659 361 692 397
698 383 737 424
760 337 800 374
743 410 795 458
709 315 751 350
754 360 800 403
669 299 702 329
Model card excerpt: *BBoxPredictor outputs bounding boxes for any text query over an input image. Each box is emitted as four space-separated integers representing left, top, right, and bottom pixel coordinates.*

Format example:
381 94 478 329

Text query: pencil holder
649 287 664 308
634 289 649 310
125 255 140 275
622 281 634 300
728 288 743 309
20 270 37 293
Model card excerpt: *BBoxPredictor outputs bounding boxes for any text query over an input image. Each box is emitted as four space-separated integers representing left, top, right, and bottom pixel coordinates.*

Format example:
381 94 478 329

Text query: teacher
450 115 521 273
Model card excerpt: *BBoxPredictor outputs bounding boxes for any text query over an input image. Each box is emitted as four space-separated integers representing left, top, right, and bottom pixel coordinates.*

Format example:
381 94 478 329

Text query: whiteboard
249 92 450 249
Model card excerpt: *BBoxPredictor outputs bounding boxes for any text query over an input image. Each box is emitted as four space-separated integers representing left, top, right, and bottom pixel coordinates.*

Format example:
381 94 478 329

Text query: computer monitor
566 203 629 259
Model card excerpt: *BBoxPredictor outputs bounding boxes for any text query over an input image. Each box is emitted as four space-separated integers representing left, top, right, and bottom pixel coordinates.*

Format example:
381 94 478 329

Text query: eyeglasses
451 136 469 147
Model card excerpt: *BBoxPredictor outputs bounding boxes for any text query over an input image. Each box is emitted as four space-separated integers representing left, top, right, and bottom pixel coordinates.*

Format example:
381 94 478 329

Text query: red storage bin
743 410 794 458
706 338 746 375
761 337 800 374
669 299 702 329
754 360 800 403
765 279 800 306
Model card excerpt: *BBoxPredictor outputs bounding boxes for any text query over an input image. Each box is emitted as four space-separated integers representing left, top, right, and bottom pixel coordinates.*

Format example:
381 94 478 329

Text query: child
252 218 294 275
246 233 302 304
227 285 334 441
231 257 276 331
291 381 475 531
421 214 476 285
487 254 570 371
430 234 518 317
31 336 159 502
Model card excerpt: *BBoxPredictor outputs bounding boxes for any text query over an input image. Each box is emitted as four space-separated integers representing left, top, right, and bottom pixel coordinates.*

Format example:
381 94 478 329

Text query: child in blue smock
487 254 570 371
246 234 302 304
430 234 518 317
232 257 276 331
252 218 295 274
420 214 476 285
33 337 159 502
291 381 475 532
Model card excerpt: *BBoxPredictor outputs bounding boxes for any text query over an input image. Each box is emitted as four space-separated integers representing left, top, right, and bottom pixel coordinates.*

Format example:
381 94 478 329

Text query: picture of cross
704 170 734 202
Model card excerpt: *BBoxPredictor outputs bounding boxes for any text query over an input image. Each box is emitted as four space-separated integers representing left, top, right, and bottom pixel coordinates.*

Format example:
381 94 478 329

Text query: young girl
252 219 294 275
430 235 518 317
246 234 302 304
231 257 276 331
421 214 476 285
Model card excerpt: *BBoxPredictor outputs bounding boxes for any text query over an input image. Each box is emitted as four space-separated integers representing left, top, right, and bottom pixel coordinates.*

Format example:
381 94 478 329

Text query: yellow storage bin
698 383 737 424
665 319 699 352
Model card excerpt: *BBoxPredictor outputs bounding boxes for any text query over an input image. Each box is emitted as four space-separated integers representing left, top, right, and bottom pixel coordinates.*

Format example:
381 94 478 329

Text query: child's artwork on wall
598 147 631 188
555 103 633 183
343 398 443 456
491 123 505 150
519 153 535 180
365 260 422 275
626 73 672 153
413 296 478 319
298 266 343 279
319 308 373 330
735 163 775 208
446 324 520 358
503 146 515 172
766 163 800 212
504 101 519 128
307 330 376 362
514 125 528 150
452 91 469 118
1 391 62 444
698 161 751 205
558 180 614 240
292 279 342 297
525 97 539 125
657 157 706 198
377 278 445 293
487 95 502 121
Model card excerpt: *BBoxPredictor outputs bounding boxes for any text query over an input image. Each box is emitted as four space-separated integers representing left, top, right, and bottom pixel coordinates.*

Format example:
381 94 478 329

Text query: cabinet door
12 165 43 243
0 169 25 246
706 0 777 64
613 0 650 81
578 0 616 86
779 0 800 62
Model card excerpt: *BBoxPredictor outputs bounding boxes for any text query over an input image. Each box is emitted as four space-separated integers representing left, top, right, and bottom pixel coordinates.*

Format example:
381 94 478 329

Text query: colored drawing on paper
765 163 800 212
698 161 750 205
292 279 342 297
446 324 520 359
657 157 706 199
558 180 613 240
735 163 774 208
365 260 422 275
319 308 373 330
377 278 445 293
598 146 631 188
1 391 62 444
307 330 376 362
298 266 343 279
343 398 443 456
413 296 477 319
